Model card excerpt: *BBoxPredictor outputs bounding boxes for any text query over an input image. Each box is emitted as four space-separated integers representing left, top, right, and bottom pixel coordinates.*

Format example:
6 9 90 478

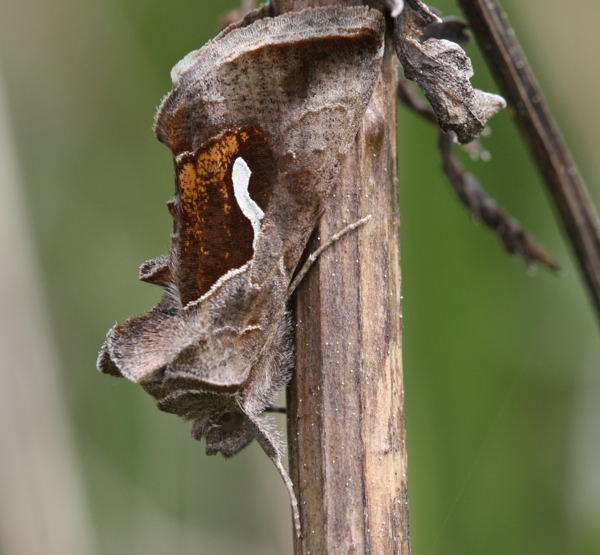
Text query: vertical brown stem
275 0 411 551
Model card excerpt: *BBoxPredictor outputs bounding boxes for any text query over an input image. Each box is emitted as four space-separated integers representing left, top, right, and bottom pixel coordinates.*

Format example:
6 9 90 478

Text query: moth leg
246 414 301 540
265 404 286 414
288 215 372 295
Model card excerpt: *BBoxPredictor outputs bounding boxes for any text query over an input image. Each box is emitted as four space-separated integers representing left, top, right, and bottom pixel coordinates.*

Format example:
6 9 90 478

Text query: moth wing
155 6 386 158
154 6 386 288
99 296 188 384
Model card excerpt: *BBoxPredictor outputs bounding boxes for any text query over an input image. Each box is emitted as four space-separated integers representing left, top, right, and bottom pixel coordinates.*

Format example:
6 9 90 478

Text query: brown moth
97 5 385 535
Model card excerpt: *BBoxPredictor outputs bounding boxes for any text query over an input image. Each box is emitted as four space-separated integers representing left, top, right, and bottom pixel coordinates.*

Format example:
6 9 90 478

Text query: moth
98 5 385 535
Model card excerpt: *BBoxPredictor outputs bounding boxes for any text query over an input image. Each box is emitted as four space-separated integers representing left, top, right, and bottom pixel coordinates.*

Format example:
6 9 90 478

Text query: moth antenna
288 215 372 295
246 414 301 540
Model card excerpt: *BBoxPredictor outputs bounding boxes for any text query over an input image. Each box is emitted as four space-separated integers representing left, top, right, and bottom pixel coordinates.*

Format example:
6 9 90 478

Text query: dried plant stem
457 0 600 320
274 1 410 553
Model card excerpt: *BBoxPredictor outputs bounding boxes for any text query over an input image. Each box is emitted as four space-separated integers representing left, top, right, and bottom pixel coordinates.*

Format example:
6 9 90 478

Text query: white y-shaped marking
232 157 263 250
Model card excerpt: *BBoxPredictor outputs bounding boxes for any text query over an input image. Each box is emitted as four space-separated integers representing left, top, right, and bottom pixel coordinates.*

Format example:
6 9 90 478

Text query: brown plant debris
394 0 505 143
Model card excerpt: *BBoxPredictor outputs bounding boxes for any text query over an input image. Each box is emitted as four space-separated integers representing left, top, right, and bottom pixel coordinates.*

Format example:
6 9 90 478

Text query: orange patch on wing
172 127 274 305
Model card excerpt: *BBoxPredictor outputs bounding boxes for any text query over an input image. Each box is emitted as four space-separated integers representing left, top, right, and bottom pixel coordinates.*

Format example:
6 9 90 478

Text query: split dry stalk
274 0 411 553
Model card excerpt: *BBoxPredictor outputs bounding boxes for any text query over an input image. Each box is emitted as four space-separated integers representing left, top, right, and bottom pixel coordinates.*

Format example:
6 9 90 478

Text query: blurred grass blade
0 71 96 555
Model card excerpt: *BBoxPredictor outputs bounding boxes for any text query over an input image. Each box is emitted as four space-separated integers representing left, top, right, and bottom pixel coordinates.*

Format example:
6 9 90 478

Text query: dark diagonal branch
457 0 600 320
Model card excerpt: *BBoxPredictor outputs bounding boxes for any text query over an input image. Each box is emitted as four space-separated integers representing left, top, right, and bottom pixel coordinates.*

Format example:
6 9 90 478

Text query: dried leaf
394 0 505 143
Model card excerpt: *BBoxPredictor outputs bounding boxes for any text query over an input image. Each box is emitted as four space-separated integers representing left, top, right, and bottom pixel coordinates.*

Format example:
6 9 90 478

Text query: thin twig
398 78 557 269
439 132 558 269
396 79 436 124
456 0 600 320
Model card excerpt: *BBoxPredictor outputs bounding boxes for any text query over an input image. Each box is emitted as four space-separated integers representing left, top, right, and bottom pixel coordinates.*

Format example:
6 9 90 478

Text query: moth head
191 408 255 458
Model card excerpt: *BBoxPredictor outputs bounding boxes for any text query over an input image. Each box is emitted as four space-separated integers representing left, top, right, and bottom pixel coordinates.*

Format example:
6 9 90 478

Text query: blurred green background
0 0 598 553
